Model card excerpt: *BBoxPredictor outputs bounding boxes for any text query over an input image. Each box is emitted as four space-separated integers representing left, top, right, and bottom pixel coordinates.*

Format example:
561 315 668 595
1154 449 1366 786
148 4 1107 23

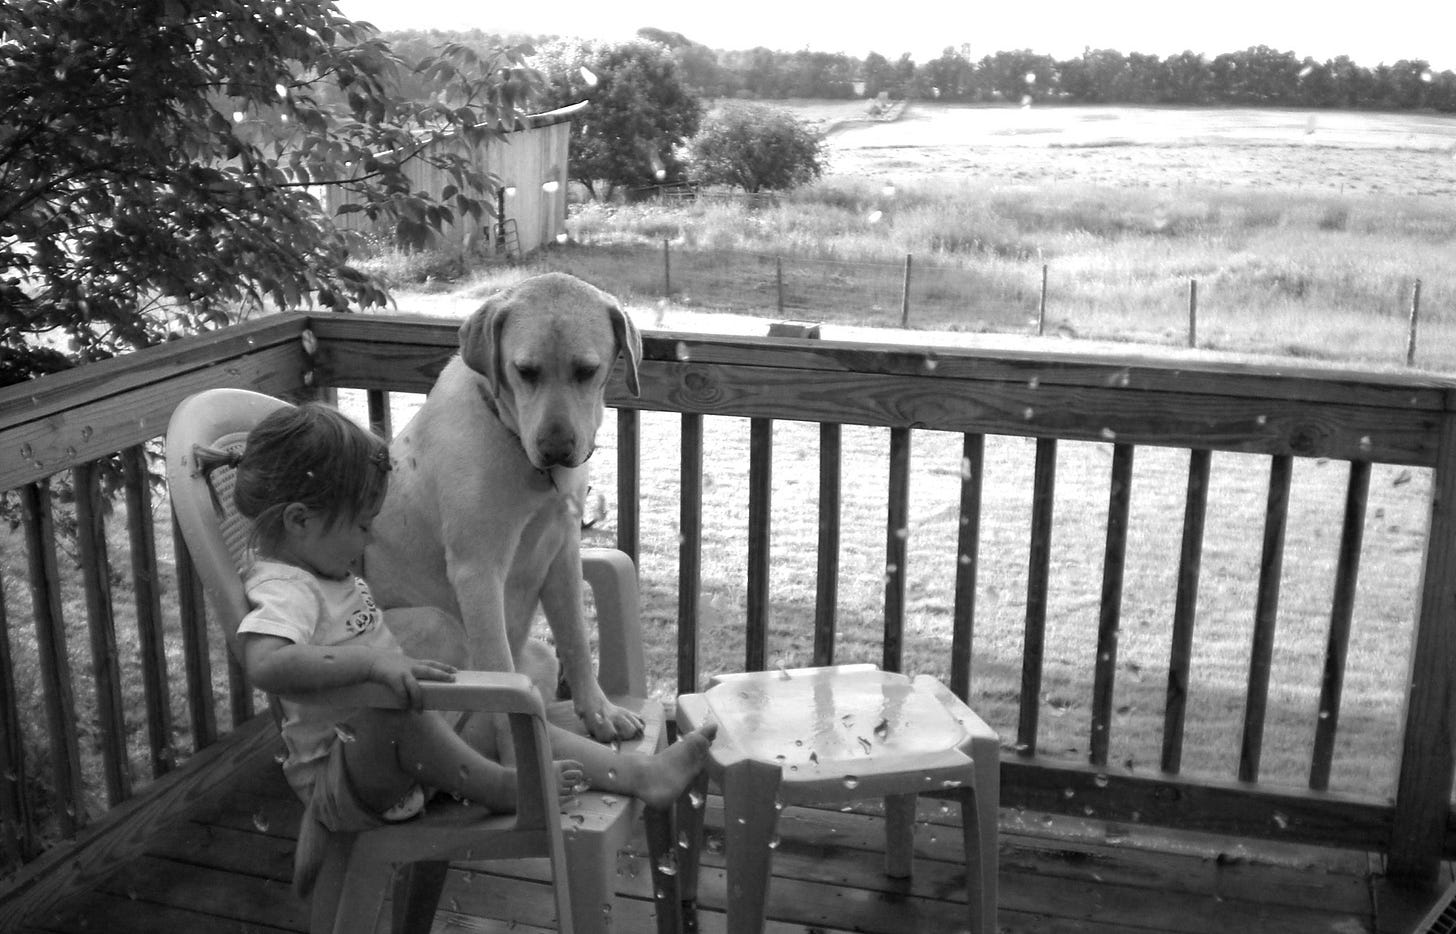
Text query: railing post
1390 405 1456 884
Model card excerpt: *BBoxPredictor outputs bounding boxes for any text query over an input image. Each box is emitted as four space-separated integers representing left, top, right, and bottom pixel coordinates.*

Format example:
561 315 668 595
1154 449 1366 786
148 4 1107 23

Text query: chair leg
720 758 783 934
308 833 354 934
676 772 710 934
884 793 917 879
392 861 450 934
644 804 684 934
562 822 617 932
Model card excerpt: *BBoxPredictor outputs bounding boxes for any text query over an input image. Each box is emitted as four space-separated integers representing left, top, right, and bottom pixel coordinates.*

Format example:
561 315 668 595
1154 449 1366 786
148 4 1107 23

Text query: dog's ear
607 302 642 397
458 295 509 396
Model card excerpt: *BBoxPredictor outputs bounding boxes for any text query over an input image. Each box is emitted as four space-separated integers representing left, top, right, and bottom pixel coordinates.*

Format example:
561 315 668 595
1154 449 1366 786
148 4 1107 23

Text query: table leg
957 784 992 934
645 804 683 934
884 793 917 879
720 758 784 934
676 771 709 933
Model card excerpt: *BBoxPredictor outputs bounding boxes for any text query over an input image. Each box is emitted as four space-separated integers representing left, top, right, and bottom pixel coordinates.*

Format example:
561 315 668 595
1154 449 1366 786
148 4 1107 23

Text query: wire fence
532 237 1444 368
542 238 1031 330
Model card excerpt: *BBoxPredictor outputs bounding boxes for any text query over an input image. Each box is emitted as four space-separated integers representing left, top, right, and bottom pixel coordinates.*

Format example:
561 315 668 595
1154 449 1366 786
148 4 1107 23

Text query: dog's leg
538 539 645 742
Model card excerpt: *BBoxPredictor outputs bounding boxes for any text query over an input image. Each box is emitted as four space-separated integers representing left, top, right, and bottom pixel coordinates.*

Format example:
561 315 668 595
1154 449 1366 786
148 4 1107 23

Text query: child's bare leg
342 708 584 812
547 723 718 809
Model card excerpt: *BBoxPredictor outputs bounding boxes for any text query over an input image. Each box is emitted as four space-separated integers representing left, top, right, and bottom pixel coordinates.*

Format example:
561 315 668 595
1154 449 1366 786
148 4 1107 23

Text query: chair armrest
582 547 646 697
284 671 547 718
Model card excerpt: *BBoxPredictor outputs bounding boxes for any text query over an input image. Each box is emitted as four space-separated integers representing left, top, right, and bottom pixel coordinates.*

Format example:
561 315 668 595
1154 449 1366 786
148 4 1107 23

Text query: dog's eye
573 364 599 383
515 364 540 385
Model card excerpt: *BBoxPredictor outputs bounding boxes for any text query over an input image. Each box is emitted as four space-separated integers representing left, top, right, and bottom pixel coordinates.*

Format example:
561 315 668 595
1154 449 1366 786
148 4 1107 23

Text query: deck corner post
1390 410 1456 885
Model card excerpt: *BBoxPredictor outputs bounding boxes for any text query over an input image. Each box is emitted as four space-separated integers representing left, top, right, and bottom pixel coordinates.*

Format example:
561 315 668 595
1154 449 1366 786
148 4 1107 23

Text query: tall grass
548 176 1456 370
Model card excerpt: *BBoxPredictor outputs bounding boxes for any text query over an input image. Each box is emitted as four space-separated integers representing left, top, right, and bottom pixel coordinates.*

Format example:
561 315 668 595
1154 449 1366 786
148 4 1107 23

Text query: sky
336 0 1456 72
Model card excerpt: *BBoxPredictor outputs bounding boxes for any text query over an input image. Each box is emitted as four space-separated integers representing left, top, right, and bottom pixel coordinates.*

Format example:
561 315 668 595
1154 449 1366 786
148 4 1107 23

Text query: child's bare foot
635 723 718 809
555 759 587 798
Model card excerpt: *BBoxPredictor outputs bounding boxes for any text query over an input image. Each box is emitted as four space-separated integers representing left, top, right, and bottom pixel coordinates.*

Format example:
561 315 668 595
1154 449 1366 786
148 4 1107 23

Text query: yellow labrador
366 272 644 742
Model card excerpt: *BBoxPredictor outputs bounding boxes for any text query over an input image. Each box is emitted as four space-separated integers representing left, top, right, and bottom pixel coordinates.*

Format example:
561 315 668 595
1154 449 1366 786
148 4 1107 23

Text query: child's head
233 403 391 557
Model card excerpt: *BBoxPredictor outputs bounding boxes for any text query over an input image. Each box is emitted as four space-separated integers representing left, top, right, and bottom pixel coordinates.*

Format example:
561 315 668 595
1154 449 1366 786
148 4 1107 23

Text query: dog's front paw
578 698 645 743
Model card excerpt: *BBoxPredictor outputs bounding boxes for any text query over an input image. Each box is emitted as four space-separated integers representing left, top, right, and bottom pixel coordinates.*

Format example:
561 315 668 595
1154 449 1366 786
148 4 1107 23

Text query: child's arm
240 633 456 710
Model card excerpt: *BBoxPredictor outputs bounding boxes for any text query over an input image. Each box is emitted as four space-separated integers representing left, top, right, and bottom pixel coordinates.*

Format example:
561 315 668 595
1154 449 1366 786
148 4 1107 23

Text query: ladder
495 217 520 261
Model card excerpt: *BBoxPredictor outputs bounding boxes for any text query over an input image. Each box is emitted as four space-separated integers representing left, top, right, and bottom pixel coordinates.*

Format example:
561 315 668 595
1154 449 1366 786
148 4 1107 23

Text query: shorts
291 731 426 896
308 733 426 832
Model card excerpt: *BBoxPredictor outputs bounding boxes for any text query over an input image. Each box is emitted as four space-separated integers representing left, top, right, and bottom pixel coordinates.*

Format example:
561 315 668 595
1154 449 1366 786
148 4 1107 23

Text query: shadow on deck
14 735 1438 934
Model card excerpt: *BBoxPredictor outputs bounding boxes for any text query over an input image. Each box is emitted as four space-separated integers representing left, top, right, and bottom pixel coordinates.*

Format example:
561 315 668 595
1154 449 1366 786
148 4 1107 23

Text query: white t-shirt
238 559 403 797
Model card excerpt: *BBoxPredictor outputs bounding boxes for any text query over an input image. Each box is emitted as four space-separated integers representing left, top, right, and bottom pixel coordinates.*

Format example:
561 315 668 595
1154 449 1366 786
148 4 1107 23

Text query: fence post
1038 264 1048 335
663 238 671 297
1407 278 1422 366
1188 278 1198 349
776 255 784 316
900 253 913 327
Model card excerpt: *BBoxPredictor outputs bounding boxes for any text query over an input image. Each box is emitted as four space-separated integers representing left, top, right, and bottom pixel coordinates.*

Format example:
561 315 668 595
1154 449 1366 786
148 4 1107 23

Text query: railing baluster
1239 453 1293 783
813 422 841 668
883 427 911 674
122 446 173 778
745 418 773 672
616 408 640 565
678 413 703 695
1163 448 1211 774
20 481 83 836
1091 443 1134 767
72 463 130 806
1018 438 1058 757
172 518 217 752
1310 460 1371 791
950 433 984 703
366 388 391 439
0 565 37 864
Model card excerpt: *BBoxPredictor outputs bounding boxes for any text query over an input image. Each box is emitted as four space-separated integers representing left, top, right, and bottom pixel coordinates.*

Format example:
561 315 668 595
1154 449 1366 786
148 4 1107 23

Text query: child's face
287 502 380 580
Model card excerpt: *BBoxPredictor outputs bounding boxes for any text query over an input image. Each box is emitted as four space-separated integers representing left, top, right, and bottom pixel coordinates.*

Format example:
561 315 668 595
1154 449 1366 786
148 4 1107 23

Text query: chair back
165 388 290 661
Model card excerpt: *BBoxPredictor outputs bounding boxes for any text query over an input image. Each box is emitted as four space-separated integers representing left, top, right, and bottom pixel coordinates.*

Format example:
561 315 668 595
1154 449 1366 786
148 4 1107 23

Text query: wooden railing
4 311 1456 925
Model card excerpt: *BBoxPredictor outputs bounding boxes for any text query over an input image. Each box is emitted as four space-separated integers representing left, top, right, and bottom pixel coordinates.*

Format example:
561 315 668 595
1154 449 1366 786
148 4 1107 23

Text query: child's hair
232 403 391 552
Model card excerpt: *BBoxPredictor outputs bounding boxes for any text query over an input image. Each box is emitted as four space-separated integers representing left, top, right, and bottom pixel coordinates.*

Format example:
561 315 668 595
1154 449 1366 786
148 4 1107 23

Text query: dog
366 272 644 742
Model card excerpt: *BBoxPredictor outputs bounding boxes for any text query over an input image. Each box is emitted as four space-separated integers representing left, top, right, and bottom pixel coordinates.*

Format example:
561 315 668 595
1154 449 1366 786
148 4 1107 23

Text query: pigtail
192 443 242 516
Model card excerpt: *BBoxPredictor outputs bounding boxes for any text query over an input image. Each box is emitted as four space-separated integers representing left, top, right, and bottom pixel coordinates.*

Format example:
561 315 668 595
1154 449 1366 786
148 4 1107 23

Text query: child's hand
367 653 457 710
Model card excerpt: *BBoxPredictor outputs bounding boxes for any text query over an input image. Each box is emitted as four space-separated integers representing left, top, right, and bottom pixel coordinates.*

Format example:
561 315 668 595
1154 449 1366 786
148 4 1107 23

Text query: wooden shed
323 101 582 258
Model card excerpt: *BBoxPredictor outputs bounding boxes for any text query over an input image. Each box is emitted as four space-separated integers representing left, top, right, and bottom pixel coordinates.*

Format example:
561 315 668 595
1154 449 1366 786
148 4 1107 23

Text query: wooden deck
14 735 1437 934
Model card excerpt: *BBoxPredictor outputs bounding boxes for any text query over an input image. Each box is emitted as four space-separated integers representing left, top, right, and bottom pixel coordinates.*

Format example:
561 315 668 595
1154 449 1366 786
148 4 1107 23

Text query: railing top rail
8 312 1456 492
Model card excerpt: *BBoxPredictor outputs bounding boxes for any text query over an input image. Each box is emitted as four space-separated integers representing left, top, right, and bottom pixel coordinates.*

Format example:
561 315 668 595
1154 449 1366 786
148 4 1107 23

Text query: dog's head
458 272 641 469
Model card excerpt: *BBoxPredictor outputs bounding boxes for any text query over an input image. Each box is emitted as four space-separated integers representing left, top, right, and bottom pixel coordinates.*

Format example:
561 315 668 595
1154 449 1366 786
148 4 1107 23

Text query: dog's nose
535 430 577 467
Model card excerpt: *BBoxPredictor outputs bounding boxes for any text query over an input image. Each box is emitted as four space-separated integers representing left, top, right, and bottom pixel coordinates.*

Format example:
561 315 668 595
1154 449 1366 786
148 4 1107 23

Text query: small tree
534 38 702 200
1 0 540 385
687 104 826 194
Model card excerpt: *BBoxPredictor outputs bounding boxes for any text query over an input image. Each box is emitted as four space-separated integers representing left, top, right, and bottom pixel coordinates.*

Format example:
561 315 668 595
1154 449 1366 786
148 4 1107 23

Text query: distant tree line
385 28 1456 114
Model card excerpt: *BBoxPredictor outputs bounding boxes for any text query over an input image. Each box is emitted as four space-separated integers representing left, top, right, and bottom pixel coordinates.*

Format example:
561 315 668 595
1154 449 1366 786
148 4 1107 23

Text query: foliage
0 0 542 386
534 38 703 200
687 104 826 193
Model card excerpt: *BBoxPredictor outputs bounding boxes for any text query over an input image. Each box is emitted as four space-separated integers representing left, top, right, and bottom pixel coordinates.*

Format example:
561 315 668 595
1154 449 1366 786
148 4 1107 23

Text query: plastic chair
675 664 999 934
167 387 680 934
